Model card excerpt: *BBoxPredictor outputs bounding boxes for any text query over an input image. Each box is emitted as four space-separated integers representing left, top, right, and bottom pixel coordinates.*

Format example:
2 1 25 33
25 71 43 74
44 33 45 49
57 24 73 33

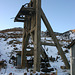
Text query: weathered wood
16 46 50 60
21 20 30 68
29 42 55 46
14 0 70 72
41 42 63 46
33 0 41 72
27 47 34 49
28 27 35 34
14 5 35 22
15 50 34 56
41 42 55 46
41 8 70 69
69 40 75 75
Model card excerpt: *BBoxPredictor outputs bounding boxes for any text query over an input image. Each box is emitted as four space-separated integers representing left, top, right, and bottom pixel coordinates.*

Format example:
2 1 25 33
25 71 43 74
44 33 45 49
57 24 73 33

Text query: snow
70 32 75 40
0 38 26 75
0 35 71 75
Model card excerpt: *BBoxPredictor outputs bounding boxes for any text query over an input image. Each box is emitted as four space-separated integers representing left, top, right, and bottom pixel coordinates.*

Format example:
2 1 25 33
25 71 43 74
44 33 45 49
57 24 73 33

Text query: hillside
0 28 75 75
0 27 75 40
71 29 75 32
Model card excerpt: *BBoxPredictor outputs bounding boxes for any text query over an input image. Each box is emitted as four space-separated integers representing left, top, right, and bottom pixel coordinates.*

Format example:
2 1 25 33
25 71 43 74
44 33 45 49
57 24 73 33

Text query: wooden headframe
14 0 70 72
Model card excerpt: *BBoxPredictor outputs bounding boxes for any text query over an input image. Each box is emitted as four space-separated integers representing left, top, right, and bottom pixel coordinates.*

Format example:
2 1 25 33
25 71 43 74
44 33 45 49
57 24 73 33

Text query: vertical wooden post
21 21 27 68
33 0 41 72
70 45 75 75
21 20 30 68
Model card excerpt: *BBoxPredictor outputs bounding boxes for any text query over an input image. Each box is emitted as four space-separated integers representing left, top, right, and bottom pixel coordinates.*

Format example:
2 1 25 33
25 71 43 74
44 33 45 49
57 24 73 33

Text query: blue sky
0 0 75 33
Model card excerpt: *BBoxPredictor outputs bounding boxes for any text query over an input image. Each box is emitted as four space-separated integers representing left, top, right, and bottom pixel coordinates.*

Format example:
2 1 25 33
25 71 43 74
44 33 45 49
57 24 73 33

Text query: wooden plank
15 50 34 56
41 8 70 69
22 7 35 12
21 21 30 68
41 42 63 46
14 5 34 22
33 0 41 72
29 42 55 46
27 47 34 49
41 46 49 59
14 6 25 22
15 18 25 22
70 45 75 75
41 46 51 67
28 27 35 34
30 0 36 45
41 42 55 46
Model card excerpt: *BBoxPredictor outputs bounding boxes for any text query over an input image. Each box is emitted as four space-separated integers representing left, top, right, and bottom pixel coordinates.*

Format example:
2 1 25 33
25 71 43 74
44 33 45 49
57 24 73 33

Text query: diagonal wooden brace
41 8 70 69
41 46 51 67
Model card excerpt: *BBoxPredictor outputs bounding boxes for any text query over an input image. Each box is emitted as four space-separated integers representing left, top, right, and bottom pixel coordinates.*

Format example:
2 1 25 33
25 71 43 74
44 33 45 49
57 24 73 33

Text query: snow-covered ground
1 28 75 75
0 37 70 75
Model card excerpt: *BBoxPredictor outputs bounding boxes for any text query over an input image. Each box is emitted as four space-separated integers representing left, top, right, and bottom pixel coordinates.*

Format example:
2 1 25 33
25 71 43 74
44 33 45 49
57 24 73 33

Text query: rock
41 63 46 68
24 73 27 75
0 60 7 69
51 73 56 75
41 58 49 62
30 73 33 75
41 68 54 72
11 56 16 60
36 73 38 75
14 40 22 44
13 44 16 47
14 47 18 50
0 61 4 65
60 66 66 69
9 73 12 75
4 37 8 41
41 63 50 68
57 52 60 55
40 73 44 75
64 50 69 53
8 40 13 44
0 65 2 69
50 56 55 62
56 56 60 61
9 59 12 64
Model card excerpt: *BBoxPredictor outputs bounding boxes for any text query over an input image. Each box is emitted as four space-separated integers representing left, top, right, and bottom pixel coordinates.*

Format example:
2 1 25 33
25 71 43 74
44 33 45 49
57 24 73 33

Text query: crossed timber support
14 0 70 72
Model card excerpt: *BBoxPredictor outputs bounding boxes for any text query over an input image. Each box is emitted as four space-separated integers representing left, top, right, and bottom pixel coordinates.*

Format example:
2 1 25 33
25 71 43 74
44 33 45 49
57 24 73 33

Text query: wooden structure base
14 0 70 72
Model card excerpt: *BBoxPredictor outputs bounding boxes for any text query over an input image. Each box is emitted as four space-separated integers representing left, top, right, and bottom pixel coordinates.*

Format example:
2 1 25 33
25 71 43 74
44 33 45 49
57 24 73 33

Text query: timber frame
14 0 70 72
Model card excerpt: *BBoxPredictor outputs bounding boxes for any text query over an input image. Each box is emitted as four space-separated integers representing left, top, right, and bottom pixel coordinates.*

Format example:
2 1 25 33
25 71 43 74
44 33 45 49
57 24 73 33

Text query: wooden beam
27 47 34 49
14 5 35 22
14 6 24 22
28 27 35 34
41 42 55 46
21 21 30 68
29 42 56 46
41 8 70 69
41 46 51 67
26 50 34 56
22 7 35 12
15 50 34 56
33 0 41 72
